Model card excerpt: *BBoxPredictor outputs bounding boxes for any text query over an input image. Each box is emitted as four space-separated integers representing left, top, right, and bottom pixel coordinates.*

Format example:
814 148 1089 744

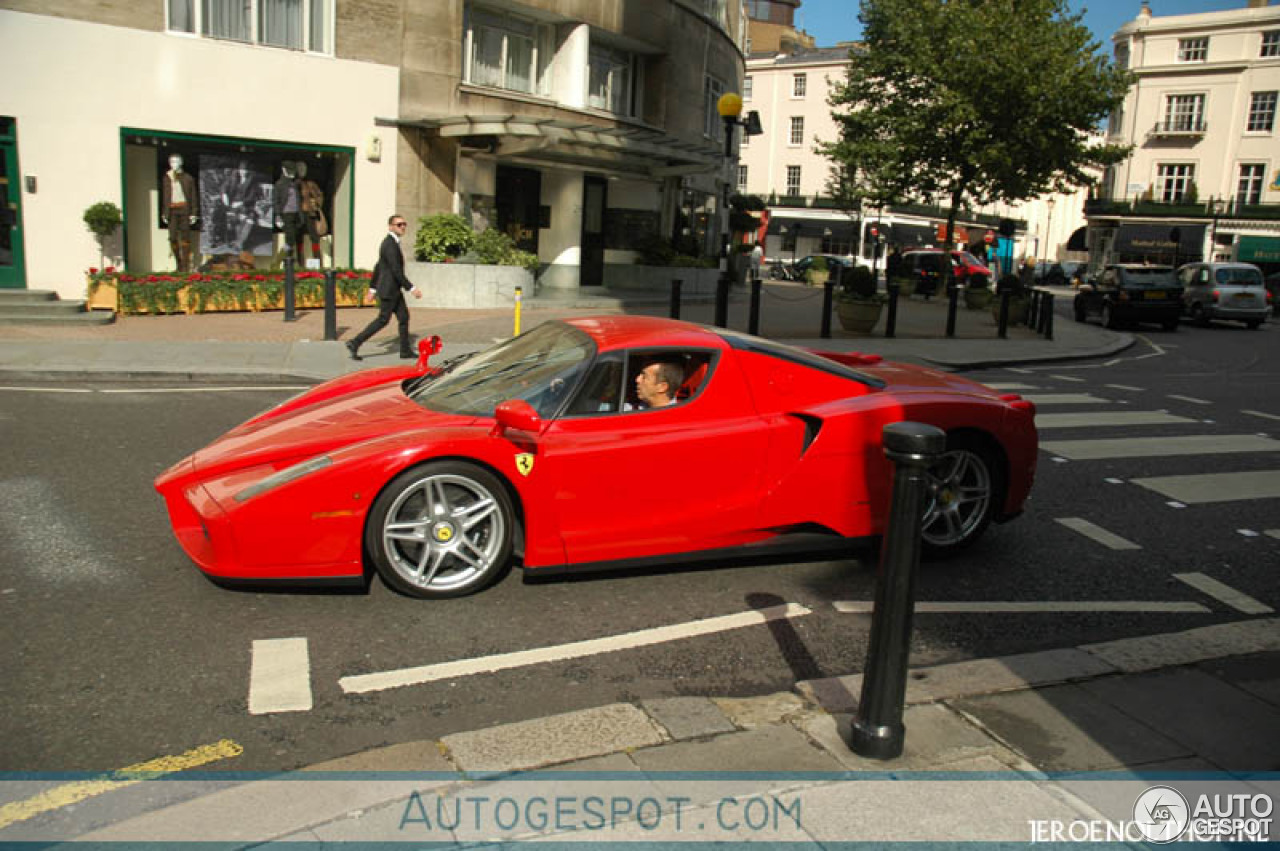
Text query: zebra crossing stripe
1036 411 1195 429
1243 409 1280 422
1174 573 1274 615
249 638 312 714
1055 517 1141 550
1130 470 1280 504
1024 394 1112 405
1040 434 1280 461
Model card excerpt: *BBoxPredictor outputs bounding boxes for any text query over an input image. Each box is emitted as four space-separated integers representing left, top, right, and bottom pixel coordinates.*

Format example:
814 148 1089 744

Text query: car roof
1110 264 1173 271
562 316 732 352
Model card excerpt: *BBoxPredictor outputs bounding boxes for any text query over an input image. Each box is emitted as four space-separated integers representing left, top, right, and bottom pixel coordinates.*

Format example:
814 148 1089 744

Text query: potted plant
834 264 885 333
991 273 1030 324
83 201 123 271
963 271 993 310
889 275 916 298
806 255 829 287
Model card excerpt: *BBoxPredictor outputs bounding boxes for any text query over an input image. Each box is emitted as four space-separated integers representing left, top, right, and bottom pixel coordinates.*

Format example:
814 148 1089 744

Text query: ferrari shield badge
514 453 535 477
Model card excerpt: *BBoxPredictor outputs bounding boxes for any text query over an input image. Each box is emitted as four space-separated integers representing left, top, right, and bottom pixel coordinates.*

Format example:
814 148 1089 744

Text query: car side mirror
492 399 542 436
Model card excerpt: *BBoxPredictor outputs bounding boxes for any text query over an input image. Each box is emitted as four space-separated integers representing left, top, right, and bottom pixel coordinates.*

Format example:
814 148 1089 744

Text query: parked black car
1073 264 1182 331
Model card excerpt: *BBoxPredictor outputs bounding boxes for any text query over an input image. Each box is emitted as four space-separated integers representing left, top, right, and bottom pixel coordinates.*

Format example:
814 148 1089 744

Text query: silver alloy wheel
921 448 992 549
381 472 506 593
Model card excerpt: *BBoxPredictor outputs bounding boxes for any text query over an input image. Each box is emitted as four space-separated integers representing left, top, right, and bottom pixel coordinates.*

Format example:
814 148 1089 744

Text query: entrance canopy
383 113 723 179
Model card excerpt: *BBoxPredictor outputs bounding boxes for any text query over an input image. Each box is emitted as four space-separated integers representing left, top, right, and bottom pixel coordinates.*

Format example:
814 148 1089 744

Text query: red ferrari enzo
156 317 1037 599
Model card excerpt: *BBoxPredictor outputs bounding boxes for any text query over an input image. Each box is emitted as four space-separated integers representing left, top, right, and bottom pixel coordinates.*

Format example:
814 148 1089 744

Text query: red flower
233 274 249 282
187 274 201 281
147 275 158 283
89 267 99 274
105 266 115 274
254 275 266 281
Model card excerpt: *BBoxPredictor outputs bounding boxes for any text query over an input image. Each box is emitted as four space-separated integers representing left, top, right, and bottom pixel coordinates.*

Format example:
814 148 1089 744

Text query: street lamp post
1041 198 1056 264
1209 198 1228 262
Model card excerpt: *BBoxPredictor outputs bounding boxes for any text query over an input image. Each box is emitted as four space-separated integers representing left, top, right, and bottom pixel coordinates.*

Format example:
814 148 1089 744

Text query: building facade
1088 0 1280 274
0 0 747 299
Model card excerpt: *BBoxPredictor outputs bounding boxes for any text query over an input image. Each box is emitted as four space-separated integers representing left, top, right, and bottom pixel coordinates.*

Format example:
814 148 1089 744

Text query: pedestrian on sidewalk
346 214 422 360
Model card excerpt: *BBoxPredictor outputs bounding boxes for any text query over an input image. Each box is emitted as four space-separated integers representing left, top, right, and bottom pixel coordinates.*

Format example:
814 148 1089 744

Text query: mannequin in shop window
273 160 306 260
161 154 198 272
296 160 327 264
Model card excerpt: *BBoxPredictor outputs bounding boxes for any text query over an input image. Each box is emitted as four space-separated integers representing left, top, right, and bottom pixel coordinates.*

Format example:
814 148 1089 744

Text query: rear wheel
1192 303 1211 327
921 436 998 558
367 461 514 599
1102 303 1121 329
1245 320 1261 330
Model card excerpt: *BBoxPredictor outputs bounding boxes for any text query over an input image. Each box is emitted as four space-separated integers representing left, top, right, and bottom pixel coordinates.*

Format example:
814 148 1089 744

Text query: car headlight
233 455 332 503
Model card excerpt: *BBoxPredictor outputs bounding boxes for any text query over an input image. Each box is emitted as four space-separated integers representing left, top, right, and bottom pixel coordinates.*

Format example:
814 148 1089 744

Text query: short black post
670 278 683 320
323 269 337 341
1043 292 1055 340
945 282 959 338
748 274 762 336
885 282 899 339
714 270 730 328
1029 289 1042 329
997 289 1011 339
283 256 297 322
848 421 946 760
820 278 834 339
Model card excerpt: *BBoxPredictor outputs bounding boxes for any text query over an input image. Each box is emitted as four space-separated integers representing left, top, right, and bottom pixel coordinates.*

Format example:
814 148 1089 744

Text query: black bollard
1043 292 1054 340
1029 289 1042 329
885 282 899 339
820 278 834 339
945 282 959 338
748 274 762 336
283 255 297 322
714 270 730 328
670 279 683 320
848 421 946 760
323 268 337 341
997 289 1011 339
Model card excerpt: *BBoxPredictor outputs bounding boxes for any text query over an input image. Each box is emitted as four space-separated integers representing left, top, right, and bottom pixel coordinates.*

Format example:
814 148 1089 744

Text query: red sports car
155 317 1037 598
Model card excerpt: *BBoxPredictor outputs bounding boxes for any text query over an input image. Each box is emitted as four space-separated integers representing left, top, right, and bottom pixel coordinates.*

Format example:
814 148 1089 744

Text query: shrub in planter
414 214 474 261
806 255 829 286
835 264 884 333
466 228 540 270
83 201 123 269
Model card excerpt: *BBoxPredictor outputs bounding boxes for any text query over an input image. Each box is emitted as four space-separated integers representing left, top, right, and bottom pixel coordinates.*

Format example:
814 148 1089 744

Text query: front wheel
921 437 998 558
367 461 514 599
1102 302 1121 329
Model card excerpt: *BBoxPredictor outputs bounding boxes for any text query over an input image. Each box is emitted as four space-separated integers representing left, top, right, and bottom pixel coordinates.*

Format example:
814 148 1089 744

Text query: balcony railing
1084 198 1280 220
1148 119 1208 138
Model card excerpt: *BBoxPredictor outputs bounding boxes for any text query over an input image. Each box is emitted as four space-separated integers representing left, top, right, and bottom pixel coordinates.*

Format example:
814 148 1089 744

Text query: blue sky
796 0 1251 52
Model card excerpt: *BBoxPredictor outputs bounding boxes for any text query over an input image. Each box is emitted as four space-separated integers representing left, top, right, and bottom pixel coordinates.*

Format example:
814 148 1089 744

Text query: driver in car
634 360 683 409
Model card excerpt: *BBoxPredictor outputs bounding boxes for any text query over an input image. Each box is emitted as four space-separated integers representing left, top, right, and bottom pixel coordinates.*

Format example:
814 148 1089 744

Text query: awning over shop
1113 223 1205 254
1236 235 1280 264
884 222 937 248
766 216 856 239
1066 226 1088 251
380 113 723 179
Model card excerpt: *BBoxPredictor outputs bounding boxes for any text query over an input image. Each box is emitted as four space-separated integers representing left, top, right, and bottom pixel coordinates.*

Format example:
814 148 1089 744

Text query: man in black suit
346 215 422 360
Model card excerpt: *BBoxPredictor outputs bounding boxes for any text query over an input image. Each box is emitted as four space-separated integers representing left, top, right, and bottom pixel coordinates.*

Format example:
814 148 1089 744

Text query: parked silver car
1176 262 1270 329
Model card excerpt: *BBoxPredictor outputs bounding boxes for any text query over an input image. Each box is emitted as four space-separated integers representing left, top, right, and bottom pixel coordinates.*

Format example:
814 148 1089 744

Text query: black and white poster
199 155 274 257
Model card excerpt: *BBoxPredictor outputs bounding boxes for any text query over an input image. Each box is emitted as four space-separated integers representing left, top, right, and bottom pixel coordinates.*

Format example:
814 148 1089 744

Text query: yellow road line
0 739 242 830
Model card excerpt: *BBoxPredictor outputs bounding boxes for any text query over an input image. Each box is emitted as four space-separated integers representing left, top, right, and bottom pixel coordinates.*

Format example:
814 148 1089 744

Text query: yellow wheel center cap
433 524 455 543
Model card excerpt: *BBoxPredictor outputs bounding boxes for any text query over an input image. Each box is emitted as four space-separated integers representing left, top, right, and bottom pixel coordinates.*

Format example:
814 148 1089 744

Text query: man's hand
412 288 422 299
366 287 375 304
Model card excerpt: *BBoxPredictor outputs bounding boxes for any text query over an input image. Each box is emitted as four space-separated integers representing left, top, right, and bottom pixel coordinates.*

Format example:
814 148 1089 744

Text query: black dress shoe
345 341 362 361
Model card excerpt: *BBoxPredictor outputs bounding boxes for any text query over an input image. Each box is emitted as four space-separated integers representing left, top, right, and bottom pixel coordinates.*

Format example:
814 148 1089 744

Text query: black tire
1162 320 1179 332
1192 303 1211 327
921 435 999 558
1245 320 1261 330
1102 302 1121 329
366 460 514 599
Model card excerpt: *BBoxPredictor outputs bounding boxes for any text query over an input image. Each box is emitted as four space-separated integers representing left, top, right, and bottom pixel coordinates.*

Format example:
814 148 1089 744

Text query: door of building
495 166 541 256
0 117 26 289
580 176 606 288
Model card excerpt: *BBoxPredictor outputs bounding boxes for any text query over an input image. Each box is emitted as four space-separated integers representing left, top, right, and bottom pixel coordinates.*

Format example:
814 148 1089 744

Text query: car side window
564 355 625 416
1101 269 1116 287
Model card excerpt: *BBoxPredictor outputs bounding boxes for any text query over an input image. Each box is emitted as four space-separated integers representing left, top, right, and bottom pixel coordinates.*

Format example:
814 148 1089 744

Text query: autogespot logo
1134 786 1190 843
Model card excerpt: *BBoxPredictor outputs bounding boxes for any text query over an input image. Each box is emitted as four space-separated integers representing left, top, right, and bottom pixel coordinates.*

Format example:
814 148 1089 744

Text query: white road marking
1239 529 1260 538
248 638 313 714
0 386 92 393
1167 501 1187 509
1036 411 1195 429
99 386 309 394
1006 368 1033 374
985 382 1038 390
1040 434 1280 460
1267 530 1280 540
1051 457 1069 463
833 601 1209 614
1243 409 1280 422
1168 394 1212 406
1049 374 1087 383
1023 394 1112 405
1055 517 1141 550
1105 384 1144 392
340 603 812 695
1131 470 1280 504
1174 573 1274 615
1105 478 1125 484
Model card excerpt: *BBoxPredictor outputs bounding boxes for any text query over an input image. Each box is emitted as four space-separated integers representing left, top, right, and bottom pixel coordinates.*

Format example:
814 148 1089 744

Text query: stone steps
0 289 116 326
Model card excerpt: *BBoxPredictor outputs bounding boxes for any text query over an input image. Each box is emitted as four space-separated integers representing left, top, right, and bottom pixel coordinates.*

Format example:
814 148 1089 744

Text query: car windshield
1215 268 1263 286
1120 268 1175 286
407 323 594 417
956 252 987 268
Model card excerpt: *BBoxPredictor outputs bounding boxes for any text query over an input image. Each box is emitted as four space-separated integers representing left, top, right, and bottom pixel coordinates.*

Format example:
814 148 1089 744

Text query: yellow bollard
513 286 523 336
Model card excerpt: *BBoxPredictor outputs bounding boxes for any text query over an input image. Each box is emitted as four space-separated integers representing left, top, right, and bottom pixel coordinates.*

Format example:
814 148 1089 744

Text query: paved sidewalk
0 283 1131 381
6 619 1276 845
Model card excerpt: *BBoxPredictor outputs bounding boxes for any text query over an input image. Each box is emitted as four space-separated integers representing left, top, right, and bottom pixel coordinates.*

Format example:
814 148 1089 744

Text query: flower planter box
964 288 993 310
85 271 374 315
835 298 884 334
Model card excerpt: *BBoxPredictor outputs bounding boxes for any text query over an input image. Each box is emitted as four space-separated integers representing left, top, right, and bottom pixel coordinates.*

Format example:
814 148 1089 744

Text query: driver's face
635 364 668 405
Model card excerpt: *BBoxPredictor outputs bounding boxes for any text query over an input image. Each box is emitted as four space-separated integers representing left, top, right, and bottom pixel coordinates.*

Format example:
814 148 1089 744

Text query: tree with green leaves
820 0 1132 256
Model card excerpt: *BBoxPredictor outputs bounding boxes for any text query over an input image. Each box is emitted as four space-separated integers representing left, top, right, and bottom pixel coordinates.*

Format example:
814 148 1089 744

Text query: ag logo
1134 786 1189 843
514 453 535 477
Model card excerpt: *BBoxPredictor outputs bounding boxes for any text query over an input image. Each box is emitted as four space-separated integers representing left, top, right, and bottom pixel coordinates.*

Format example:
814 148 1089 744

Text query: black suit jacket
372 233 414 299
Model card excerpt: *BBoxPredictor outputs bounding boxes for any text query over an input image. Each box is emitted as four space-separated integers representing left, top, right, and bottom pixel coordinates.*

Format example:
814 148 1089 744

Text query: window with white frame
463 5 549 95
1237 164 1265 205
785 165 801 196
588 43 635 115
737 164 749 192
167 0 332 52
743 76 753 100
704 75 725 139
789 116 804 145
792 73 807 97
1163 93 1205 132
1177 37 1208 62
1157 163 1195 202
1261 30 1280 58
1247 91 1277 132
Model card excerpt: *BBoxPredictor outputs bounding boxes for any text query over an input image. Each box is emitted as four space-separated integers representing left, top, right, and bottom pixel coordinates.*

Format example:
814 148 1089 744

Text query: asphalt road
1 315 1276 774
